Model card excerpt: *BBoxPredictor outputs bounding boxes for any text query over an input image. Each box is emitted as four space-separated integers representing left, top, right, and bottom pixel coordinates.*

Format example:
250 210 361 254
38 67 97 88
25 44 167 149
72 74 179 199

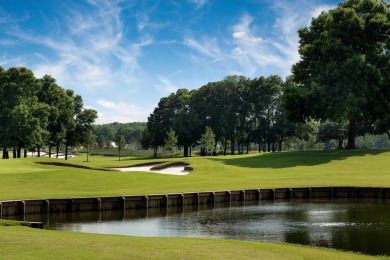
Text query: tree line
0 66 97 160
141 75 307 157
142 0 390 156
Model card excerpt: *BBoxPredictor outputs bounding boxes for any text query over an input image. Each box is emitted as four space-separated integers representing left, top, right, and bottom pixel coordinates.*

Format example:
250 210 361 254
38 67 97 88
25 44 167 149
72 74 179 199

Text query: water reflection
4 199 390 256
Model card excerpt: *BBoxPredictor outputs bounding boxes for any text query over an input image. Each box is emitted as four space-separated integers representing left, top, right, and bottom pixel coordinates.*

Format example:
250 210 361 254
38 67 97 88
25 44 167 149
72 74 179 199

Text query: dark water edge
4 198 390 256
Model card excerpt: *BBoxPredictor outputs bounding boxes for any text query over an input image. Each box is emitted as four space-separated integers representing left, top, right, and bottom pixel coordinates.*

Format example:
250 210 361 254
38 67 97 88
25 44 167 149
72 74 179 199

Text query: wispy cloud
96 99 154 124
154 76 181 94
188 0 208 9
5 0 146 92
228 1 337 77
183 36 223 61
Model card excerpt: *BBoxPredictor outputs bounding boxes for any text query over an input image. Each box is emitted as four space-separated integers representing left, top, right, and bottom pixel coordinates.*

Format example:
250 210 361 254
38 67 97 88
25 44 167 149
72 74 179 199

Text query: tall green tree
38 75 67 157
284 0 390 149
115 134 126 161
63 90 84 160
1 67 49 158
164 128 178 158
201 126 216 156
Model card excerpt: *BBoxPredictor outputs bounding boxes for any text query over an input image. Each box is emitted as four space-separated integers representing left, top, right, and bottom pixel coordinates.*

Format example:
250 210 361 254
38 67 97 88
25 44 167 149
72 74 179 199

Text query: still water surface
8 199 390 256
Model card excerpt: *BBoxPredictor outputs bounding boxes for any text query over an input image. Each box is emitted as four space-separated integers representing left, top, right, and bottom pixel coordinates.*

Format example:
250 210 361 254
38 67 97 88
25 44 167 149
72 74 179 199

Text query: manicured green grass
0 150 389 200
0 223 385 259
1 150 390 259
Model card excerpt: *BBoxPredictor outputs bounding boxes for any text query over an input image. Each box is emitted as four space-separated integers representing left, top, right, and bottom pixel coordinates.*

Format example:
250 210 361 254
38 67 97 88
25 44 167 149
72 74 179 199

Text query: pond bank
1 187 389 217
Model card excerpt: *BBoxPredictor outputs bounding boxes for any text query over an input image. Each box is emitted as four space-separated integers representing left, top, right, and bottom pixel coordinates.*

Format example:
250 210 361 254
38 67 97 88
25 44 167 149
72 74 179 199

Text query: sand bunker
113 164 191 176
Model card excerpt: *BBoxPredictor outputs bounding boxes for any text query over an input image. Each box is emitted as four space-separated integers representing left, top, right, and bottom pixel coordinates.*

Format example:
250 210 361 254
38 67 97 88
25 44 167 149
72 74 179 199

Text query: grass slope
0 150 389 201
1 150 390 259
0 223 385 259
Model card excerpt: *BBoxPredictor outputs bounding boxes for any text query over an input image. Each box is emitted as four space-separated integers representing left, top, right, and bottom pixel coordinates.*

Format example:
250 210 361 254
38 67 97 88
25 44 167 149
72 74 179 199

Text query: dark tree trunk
153 147 157 157
65 144 68 160
2 147 8 159
346 118 357 149
190 146 192 157
224 138 227 156
13 147 16 158
183 145 189 157
230 133 235 155
56 145 59 158
267 142 271 152
17 148 21 158
387 130 390 140
37 147 41 157
49 145 52 157
24 149 27 158
338 136 344 149
278 138 283 152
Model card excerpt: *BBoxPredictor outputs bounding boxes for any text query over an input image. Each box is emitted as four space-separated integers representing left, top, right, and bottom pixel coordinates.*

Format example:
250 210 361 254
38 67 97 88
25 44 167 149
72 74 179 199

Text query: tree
63 90 84 160
164 128 178 158
284 0 390 149
115 134 126 161
38 75 67 157
201 126 216 156
85 134 96 162
1 67 49 158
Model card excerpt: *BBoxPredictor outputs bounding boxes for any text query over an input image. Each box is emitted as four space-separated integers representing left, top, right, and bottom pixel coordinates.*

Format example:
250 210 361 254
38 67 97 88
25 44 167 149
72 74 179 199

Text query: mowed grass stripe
0 150 389 201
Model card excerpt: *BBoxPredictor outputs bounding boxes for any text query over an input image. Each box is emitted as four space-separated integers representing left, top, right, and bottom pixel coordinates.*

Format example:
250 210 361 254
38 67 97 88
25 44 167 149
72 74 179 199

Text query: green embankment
1 150 390 259
0 150 389 200
0 221 385 259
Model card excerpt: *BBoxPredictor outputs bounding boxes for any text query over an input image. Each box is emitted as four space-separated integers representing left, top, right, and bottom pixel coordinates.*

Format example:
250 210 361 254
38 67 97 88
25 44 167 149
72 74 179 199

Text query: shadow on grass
35 161 113 171
208 149 389 169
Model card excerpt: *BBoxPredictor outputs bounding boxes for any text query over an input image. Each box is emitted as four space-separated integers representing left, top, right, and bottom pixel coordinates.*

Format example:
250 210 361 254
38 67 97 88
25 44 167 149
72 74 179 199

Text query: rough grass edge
0 219 30 227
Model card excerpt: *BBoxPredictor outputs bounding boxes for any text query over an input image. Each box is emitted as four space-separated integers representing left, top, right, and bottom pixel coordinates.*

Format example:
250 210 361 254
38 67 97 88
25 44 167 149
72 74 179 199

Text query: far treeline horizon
1 0 389 158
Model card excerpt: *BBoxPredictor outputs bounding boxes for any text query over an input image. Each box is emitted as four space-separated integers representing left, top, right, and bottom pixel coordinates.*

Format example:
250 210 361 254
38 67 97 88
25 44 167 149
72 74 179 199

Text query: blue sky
0 0 341 124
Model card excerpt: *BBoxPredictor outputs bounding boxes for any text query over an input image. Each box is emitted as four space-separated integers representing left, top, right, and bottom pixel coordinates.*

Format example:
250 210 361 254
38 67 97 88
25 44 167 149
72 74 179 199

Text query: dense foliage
142 75 307 157
283 0 390 149
93 122 146 149
0 66 97 159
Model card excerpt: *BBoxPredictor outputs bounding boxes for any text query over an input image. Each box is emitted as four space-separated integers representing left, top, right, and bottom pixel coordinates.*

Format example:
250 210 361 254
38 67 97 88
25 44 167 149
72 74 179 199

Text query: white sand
113 165 191 176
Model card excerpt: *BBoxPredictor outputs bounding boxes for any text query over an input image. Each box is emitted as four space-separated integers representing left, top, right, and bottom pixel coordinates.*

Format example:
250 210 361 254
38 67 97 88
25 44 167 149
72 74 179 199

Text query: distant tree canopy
143 75 306 157
93 122 146 149
0 66 97 159
283 0 390 149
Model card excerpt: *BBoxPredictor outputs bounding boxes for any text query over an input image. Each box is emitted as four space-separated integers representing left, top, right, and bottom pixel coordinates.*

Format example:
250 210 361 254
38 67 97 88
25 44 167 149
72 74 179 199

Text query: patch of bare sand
113 165 191 175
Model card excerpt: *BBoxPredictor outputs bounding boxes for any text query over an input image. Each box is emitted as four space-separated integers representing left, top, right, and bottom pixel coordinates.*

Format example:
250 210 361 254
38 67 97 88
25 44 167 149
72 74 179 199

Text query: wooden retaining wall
1 187 389 217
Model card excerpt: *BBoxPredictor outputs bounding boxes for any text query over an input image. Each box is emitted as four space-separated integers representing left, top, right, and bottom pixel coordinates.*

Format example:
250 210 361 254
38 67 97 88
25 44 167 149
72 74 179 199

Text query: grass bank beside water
0 149 389 201
0 220 386 259
1 150 390 259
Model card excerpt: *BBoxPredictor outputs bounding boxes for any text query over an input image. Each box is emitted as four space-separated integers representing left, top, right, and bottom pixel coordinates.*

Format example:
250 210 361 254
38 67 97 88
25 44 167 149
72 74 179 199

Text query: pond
6 199 390 256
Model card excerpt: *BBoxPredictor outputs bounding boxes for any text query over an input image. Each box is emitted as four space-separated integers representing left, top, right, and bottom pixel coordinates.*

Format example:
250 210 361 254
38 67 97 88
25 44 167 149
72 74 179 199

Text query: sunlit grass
0 224 384 259
1 149 389 200
1 150 390 259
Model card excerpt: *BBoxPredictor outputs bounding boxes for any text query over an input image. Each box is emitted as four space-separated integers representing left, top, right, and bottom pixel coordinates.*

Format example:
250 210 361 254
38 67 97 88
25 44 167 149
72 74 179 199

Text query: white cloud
183 36 223 61
227 1 337 78
233 31 246 39
188 0 208 9
6 0 145 93
232 14 263 44
95 99 153 124
154 76 181 94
